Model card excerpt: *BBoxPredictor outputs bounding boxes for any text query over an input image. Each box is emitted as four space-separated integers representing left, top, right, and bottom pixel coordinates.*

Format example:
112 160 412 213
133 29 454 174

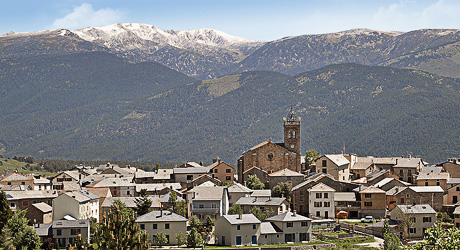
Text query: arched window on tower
293 131 296 138
289 131 292 139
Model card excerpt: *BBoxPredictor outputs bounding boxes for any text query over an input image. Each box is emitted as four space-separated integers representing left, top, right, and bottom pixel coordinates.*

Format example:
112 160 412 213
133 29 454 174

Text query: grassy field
205 241 325 248
0 157 56 177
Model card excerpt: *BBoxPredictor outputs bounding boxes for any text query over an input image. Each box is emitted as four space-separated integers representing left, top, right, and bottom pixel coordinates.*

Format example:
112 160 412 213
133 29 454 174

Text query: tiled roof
187 186 226 201
351 157 374 170
266 211 312 222
269 168 304 177
1 172 33 182
236 196 286 206
324 154 350 167
308 183 335 192
394 158 422 168
220 214 260 225
395 204 436 214
416 172 450 180
135 210 187 223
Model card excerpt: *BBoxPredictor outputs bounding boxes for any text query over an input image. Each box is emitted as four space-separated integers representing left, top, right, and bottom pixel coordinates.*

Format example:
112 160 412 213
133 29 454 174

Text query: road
356 236 384 249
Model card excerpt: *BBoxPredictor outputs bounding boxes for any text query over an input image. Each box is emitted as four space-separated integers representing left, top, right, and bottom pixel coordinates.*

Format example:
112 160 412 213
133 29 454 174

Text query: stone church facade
237 107 302 183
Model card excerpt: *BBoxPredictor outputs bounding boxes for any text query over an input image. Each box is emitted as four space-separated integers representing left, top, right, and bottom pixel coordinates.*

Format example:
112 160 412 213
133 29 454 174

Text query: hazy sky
2 0 460 41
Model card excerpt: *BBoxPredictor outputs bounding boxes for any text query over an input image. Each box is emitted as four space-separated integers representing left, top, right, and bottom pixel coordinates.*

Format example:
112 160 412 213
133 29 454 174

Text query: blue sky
2 0 460 41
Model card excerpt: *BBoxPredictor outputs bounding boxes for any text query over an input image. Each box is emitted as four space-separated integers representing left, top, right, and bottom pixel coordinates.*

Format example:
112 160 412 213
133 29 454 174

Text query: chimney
160 209 163 217
238 213 242 219
395 159 398 165
292 210 297 216
213 159 217 163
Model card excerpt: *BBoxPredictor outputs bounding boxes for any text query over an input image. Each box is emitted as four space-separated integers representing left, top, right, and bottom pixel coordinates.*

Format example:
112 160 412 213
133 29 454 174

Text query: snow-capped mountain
73 23 263 51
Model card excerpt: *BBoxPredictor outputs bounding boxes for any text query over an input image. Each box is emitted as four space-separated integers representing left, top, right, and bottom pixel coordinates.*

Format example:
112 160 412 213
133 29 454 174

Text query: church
237 107 302 183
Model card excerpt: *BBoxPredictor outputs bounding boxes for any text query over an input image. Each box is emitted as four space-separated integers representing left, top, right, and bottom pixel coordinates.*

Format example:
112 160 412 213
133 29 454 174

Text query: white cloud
52 3 122 30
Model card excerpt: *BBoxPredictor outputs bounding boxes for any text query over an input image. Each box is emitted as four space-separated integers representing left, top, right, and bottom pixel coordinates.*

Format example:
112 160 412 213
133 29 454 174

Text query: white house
52 190 100 222
308 183 335 218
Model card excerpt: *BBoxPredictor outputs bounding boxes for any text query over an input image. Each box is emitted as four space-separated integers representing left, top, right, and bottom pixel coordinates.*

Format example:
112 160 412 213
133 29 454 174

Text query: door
221 236 225 245
236 236 241 245
293 233 295 242
325 211 329 218
299 205 304 214
252 235 257 244
454 196 458 204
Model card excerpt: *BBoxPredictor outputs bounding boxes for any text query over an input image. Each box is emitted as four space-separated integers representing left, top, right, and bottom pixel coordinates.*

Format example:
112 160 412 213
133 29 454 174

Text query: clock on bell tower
283 106 301 155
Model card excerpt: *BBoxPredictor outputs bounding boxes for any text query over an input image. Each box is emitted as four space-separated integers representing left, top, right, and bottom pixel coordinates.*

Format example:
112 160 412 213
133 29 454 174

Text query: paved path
356 236 384 249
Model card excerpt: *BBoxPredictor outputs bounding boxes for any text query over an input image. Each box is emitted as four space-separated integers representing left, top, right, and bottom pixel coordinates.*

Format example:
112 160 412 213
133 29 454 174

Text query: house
390 204 436 240
409 186 444 211
235 196 289 215
0 172 34 186
33 176 52 191
134 169 173 184
208 159 235 183
52 219 90 248
237 108 302 183
374 178 408 192
416 172 450 191
334 192 361 218
5 190 58 211
444 183 460 206
372 157 399 171
268 168 304 189
88 177 135 197
359 186 386 219
52 171 81 190
173 167 210 184
26 202 52 225
101 197 161 215
135 183 182 196
52 190 100 222
392 158 424 184
186 186 229 221
308 183 335 219
191 174 221 187
135 210 188 245
386 186 444 213
83 187 112 219
227 183 252 207
250 189 272 198
265 211 312 243
33 223 53 249
350 157 376 180
438 158 460 178
215 214 261 246
242 167 269 187
100 166 141 176
315 154 351 182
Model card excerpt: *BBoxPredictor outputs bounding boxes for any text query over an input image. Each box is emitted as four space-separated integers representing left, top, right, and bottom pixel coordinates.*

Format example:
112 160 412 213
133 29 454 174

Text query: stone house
444 183 460 206
386 186 443 211
350 157 377 180
235 196 289 215
26 202 52 225
242 167 269 187
359 186 386 219
438 158 460 178
134 169 173 184
52 171 80 190
227 183 252 207
0 172 34 186
88 177 135 197
101 197 161 215
5 190 58 211
268 168 304 189
208 159 235 183
416 172 450 191
315 154 351 182
374 178 408 192
186 186 229 221
52 219 90 248
391 158 424 184
308 183 335 218
191 174 221 187
173 167 210 185
135 210 187 245
390 204 436 240
334 192 361 218
409 186 444 211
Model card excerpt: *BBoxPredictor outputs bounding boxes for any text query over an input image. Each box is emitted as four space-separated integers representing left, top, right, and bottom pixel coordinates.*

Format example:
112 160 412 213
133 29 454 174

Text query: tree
187 228 203 248
272 182 292 200
175 232 186 246
189 215 201 229
249 207 273 222
246 174 264 190
135 189 152 216
92 200 150 250
228 204 243 215
174 200 187 217
168 191 178 210
0 191 13 233
382 219 401 250
1 209 41 250
404 224 460 250
153 232 168 247
305 149 319 169
205 216 214 234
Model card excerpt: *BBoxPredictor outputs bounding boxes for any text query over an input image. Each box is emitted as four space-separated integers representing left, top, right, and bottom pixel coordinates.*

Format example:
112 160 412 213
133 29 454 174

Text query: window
364 202 372 207
187 175 193 180
226 169 232 173
165 224 170 229
316 193 322 199
322 160 327 167
436 182 440 186
399 170 403 175
212 204 217 209
253 224 256 229
287 222 293 228
301 221 308 227
365 193 371 199
71 229 80 235
324 202 331 207
425 182 428 186
165 235 169 244
287 176 292 181
226 176 231 180
57 229 62 236
423 217 432 223
7 182 11 185
314 202 322 207
113 190 117 195
127 191 130 195
22 201 28 206
153 224 157 229
268 153 274 161
409 228 416 234
324 193 328 199
10 203 15 207
457 187 460 191
199 204 204 208
21 182 25 185
214 169 218 173
288 131 292 139
140 224 145 230
237 225 240 230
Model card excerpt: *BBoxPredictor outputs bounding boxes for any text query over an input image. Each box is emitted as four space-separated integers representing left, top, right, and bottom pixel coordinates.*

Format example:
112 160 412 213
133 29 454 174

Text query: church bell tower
284 106 301 155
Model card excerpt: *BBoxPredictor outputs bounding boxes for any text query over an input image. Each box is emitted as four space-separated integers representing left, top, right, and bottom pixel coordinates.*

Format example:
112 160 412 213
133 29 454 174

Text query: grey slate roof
266 211 312 222
5 190 58 200
102 197 161 208
228 183 252 193
260 222 283 234
173 167 210 174
53 219 90 228
1 172 34 182
250 189 271 197
135 169 173 179
394 158 422 168
448 178 460 184
32 202 52 213
220 214 260 225
91 177 134 187
187 186 226 201
416 172 450 180
34 223 52 237
135 210 187 223
334 192 357 202
409 186 444 193
308 183 335 192
386 186 407 196
236 196 286 206
324 154 349 167
420 166 443 173
269 168 304 177
396 204 436 214
135 183 181 193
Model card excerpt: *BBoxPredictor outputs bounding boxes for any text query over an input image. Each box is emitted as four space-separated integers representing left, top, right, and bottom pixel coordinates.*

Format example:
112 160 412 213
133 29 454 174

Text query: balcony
192 207 219 213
